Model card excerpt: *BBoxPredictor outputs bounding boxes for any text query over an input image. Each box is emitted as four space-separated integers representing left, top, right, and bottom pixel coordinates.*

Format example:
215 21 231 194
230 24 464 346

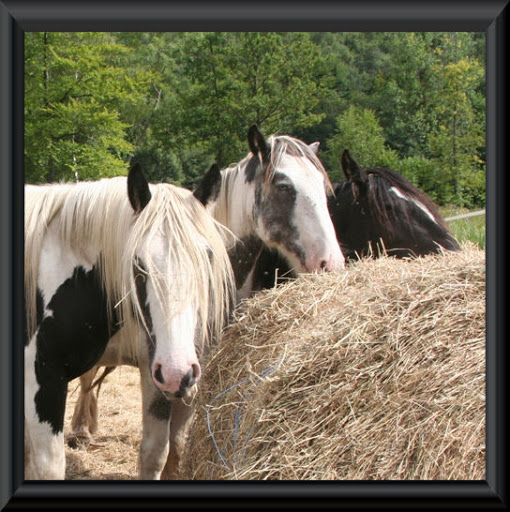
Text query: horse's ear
309 141 320 154
193 163 221 206
248 124 270 164
128 163 152 213
341 150 367 185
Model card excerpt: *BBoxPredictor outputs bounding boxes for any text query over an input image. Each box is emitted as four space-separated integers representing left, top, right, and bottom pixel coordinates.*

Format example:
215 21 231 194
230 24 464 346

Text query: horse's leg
160 388 196 480
25 341 67 480
67 366 100 448
138 354 172 480
67 329 126 448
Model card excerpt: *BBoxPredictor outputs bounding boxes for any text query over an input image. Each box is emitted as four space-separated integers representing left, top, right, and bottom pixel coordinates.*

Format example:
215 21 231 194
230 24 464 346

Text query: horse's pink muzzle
152 360 201 398
304 242 345 272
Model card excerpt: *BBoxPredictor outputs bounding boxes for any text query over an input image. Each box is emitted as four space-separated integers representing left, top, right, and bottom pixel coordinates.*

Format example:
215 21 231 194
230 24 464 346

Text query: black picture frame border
0 1 507 509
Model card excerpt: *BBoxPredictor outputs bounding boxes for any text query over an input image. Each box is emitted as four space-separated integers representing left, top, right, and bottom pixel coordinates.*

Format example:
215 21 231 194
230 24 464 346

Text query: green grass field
441 207 486 249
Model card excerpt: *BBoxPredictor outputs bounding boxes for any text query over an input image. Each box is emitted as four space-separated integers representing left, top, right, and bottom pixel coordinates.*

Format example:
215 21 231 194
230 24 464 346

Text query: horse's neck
212 167 256 239
209 168 264 298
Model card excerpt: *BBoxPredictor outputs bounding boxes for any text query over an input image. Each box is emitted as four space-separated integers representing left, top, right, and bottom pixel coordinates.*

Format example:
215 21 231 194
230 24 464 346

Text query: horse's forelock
265 135 333 194
229 135 332 195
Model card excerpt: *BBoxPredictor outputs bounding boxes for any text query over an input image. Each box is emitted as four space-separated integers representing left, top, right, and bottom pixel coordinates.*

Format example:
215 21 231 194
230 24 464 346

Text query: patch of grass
441 206 486 249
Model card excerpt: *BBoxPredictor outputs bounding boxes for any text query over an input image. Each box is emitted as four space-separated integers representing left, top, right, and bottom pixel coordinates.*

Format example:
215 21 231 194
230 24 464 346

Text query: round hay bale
184 245 485 480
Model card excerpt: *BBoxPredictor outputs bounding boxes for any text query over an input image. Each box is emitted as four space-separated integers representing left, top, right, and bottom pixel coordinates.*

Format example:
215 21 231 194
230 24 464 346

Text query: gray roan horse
68 125 345 479
25 165 234 479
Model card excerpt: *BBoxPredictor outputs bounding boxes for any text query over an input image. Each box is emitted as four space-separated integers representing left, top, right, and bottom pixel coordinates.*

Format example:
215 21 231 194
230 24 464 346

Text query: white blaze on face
149 300 200 395
389 186 438 224
270 154 345 272
143 233 201 396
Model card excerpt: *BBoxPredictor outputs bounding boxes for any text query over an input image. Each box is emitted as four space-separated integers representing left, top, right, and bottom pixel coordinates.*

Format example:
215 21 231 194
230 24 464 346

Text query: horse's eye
135 271 147 283
276 183 292 193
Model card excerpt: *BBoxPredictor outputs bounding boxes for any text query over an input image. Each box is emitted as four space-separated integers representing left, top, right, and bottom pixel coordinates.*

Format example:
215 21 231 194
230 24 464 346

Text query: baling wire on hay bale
184 244 485 480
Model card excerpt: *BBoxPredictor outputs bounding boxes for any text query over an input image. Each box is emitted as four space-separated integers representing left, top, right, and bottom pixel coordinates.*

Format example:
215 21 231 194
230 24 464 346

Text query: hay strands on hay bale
186 244 485 481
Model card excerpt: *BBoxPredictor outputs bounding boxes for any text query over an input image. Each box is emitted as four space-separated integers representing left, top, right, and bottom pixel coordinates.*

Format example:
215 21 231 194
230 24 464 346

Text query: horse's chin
278 257 304 275
281 252 314 274
161 390 186 401
161 384 198 402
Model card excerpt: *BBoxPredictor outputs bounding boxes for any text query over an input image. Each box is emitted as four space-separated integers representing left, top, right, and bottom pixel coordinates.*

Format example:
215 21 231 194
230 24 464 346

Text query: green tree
325 106 399 181
169 32 330 168
25 32 151 183
427 57 485 206
24 31 486 207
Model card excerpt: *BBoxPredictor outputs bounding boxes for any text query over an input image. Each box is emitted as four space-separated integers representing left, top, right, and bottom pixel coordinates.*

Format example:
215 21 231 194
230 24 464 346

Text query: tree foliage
25 33 153 182
325 106 399 181
24 31 486 207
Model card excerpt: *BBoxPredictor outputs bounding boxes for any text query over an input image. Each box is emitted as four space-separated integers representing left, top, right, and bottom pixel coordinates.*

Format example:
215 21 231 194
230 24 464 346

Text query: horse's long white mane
25 177 235 357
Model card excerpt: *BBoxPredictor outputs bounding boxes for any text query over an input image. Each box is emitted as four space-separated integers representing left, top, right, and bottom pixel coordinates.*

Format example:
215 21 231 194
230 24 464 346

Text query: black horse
329 149 460 260
253 149 460 289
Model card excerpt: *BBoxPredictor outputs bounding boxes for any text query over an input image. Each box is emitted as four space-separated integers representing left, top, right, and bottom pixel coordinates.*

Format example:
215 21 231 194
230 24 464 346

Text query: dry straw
184 244 485 480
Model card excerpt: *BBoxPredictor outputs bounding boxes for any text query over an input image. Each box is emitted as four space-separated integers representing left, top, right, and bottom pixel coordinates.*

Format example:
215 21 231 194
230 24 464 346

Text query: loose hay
185 245 485 480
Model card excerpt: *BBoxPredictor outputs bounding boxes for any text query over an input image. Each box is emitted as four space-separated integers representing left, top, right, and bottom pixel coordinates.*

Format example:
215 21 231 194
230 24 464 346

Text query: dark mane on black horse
362 166 451 236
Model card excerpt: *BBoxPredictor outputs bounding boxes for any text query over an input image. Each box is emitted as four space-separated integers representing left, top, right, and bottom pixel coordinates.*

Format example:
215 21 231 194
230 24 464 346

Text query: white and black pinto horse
68 125 345 479
24 165 234 479
194 124 345 298
329 149 461 259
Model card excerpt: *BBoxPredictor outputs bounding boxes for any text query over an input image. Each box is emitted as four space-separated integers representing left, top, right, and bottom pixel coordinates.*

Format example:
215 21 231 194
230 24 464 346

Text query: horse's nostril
192 363 201 382
181 369 194 389
320 260 328 270
180 364 201 393
154 364 165 385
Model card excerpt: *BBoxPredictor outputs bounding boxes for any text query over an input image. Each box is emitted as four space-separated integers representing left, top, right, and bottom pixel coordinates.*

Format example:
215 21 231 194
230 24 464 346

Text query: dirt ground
64 366 142 480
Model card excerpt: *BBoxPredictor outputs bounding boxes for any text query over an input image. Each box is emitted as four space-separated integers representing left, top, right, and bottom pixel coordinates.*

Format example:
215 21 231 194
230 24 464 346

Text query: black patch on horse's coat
244 155 260 184
128 163 152 213
329 183 373 260
148 392 172 422
193 163 222 207
253 173 306 268
228 235 264 291
134 263 156 361
33 265 118 435
252 248 295 291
